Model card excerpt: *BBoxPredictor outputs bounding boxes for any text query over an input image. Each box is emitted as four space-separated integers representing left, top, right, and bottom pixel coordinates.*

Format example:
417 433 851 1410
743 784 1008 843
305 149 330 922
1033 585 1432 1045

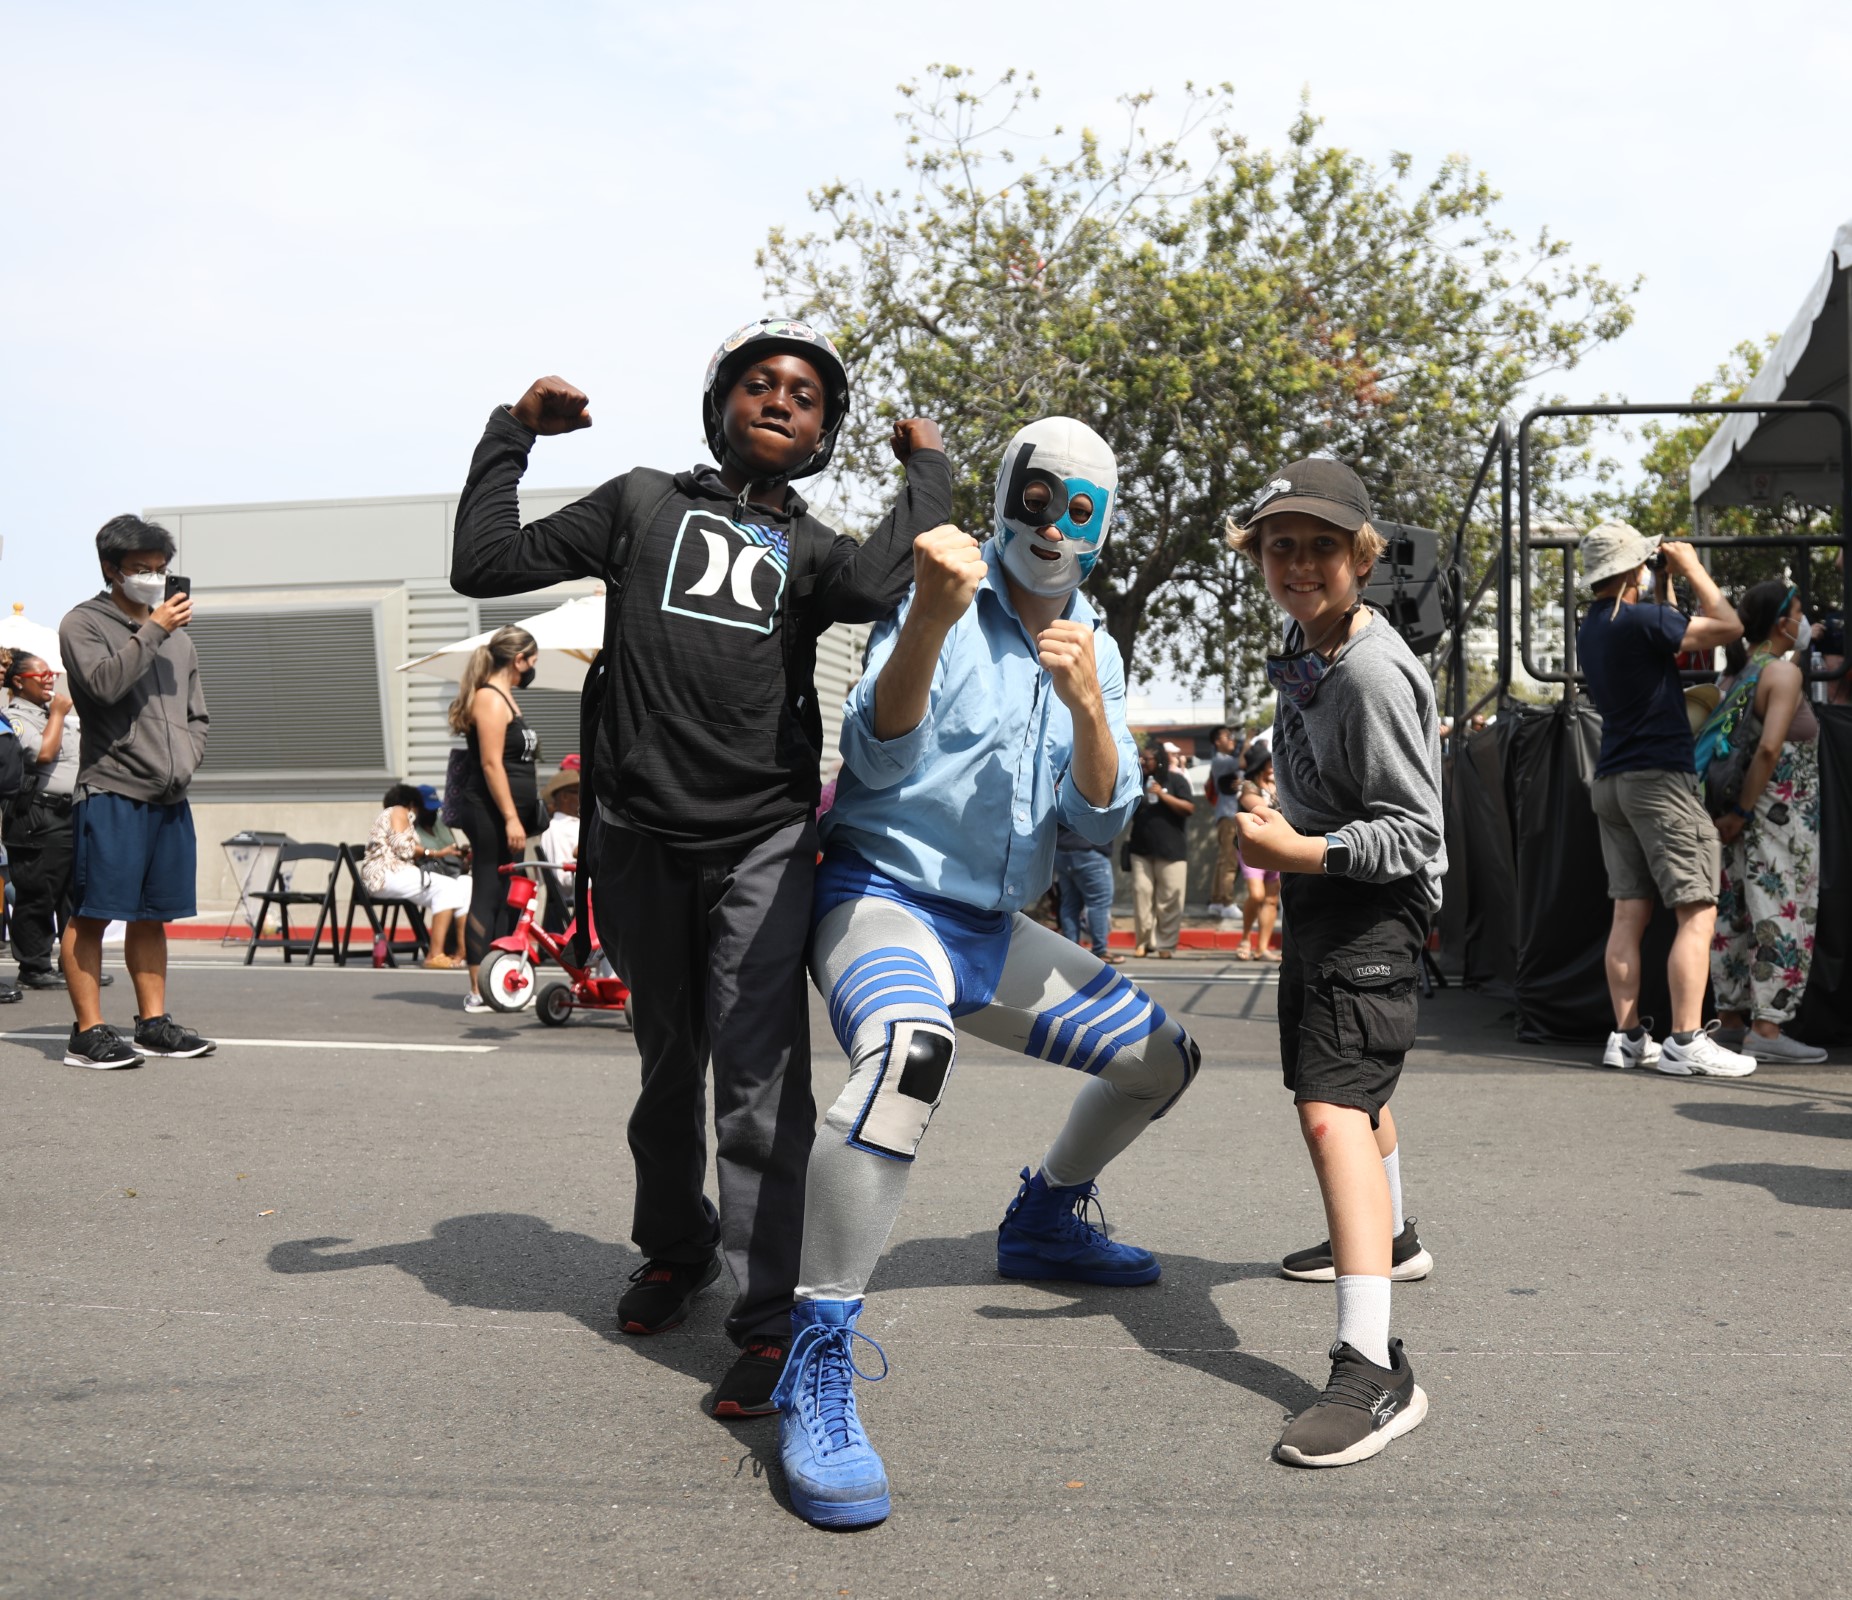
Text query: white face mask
1790 614 1812 654
116 571 166 608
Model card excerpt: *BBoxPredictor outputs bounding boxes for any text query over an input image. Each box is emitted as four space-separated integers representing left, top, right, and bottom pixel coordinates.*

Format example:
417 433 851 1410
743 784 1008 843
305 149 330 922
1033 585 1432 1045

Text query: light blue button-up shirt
820 540 1142 914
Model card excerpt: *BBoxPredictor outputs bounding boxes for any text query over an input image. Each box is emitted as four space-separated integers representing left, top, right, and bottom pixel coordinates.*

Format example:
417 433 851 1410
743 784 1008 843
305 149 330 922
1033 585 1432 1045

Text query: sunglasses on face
15 672 56 683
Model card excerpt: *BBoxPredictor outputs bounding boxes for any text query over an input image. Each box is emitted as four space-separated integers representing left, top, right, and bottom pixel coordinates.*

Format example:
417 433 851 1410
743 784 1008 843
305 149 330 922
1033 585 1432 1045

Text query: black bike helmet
701 317 850 481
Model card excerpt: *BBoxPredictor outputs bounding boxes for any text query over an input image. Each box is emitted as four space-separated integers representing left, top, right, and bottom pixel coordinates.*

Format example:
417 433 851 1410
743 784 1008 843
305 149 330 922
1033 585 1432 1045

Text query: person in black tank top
447 625 541 1005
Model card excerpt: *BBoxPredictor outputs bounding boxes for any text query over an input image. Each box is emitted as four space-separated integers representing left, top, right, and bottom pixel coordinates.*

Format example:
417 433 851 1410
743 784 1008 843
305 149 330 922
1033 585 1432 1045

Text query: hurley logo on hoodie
659 510 790 635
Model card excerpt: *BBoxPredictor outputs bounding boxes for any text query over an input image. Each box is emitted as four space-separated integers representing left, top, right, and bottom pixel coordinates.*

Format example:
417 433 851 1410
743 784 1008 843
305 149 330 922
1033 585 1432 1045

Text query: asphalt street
4 945 1849 1599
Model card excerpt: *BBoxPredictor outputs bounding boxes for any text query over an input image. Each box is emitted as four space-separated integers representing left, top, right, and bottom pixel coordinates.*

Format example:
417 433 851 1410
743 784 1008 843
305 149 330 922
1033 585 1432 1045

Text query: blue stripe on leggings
1023 965 1119 1059
828 946 939 1042
839 987 950 1048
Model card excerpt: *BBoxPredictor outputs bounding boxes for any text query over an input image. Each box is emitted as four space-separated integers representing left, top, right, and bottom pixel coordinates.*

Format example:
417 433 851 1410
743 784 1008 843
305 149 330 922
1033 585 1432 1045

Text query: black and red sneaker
616 1254 721 1335
711 1336 789 1418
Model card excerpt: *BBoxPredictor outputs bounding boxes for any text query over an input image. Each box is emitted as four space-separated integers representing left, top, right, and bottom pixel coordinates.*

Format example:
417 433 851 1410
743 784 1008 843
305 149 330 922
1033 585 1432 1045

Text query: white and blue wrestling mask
993 416 1118 599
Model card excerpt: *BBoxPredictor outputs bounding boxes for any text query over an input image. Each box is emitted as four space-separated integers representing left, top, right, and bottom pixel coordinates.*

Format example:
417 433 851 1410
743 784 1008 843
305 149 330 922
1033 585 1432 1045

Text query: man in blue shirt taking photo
769 417 1203 1530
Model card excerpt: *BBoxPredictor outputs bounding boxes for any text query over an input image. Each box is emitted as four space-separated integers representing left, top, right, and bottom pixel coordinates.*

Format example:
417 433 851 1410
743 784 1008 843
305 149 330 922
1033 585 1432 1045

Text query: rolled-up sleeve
1054 628 1141 843
837 606 939 790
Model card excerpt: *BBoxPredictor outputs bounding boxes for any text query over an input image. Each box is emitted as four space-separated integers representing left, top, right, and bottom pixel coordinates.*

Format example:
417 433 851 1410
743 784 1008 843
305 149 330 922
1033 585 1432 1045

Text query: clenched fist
512 376 593 435
911 524 985 631
890 417 944 465
1037 619 1101 715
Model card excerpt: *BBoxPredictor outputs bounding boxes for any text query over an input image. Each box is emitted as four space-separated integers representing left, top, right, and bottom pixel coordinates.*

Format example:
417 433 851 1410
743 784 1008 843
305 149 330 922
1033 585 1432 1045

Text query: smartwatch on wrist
1322 833 1352 877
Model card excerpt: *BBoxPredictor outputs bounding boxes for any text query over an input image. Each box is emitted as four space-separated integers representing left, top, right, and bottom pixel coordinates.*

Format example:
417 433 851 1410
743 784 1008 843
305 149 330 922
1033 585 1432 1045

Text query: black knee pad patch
897 1029 954 1103
849 1019 958 1161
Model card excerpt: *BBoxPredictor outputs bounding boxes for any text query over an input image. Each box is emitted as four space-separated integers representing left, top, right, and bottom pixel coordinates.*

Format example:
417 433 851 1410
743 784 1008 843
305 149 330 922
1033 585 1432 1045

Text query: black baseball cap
1244 457 1373 531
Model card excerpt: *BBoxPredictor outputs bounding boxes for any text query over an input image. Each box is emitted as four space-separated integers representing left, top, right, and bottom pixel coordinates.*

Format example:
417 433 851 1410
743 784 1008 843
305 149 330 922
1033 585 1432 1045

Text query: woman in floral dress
1710 580 1825 1064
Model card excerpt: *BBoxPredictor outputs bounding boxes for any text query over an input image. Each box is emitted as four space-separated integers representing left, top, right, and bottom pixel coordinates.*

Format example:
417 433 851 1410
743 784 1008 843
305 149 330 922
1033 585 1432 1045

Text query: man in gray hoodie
57 515 214 1070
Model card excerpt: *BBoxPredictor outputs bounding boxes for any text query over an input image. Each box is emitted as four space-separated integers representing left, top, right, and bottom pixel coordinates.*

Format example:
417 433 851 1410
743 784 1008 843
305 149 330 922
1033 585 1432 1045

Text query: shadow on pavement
1688 1162 1852 1208
265 1213 724 1389
874 1231 1320 1415
1677 1100 1852 1140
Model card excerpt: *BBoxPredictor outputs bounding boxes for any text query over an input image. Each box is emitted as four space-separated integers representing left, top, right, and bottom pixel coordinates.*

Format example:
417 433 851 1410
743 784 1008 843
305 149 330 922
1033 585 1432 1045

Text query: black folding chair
242 843 344 965
338 845 431 968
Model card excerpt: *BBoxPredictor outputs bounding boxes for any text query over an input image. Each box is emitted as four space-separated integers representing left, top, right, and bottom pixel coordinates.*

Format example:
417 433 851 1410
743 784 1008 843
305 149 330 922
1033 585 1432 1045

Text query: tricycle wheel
479 947 536 1012
537 982 574 1027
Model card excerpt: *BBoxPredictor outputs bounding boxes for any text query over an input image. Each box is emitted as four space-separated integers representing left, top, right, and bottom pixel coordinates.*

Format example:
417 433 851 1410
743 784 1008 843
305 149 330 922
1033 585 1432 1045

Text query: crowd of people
13 310 1838 1536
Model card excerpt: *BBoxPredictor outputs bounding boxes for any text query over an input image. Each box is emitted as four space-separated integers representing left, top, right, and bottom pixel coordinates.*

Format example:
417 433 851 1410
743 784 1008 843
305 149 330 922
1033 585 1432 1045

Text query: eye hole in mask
1004 445 1070 527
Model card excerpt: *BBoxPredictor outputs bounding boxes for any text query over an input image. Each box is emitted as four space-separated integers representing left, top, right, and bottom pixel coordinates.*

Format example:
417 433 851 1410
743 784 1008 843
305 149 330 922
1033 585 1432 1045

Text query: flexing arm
1051 628 1141 841
813 421 954 625
450 379 624 599
871 526 985 740
1664 541 1743 653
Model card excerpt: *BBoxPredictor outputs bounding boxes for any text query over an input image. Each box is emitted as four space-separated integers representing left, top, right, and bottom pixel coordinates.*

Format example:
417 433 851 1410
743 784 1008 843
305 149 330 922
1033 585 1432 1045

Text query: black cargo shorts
1276 871 1432 1127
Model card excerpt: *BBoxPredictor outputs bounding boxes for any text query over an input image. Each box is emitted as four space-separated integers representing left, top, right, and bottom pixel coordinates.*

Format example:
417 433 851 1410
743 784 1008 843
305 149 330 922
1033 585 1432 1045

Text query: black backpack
0 713 29 814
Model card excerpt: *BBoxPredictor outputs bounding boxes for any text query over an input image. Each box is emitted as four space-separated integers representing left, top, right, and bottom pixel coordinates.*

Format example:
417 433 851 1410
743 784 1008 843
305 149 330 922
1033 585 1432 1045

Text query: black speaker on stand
1362 522 1451 656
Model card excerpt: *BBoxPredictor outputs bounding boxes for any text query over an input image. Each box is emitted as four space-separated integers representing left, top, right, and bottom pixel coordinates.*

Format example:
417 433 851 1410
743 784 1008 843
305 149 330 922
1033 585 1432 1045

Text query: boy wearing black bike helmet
451 319 950 1416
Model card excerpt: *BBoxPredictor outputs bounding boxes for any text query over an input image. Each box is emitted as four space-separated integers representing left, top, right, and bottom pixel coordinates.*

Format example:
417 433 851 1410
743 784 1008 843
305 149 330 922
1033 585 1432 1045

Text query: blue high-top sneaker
770 1297 891 1529
996 1165 1161 1285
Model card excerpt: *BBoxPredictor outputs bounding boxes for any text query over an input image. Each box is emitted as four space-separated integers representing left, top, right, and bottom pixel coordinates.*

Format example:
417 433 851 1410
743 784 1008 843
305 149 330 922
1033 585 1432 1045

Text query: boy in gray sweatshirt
1229 456 1444 1469
57 515 214 1070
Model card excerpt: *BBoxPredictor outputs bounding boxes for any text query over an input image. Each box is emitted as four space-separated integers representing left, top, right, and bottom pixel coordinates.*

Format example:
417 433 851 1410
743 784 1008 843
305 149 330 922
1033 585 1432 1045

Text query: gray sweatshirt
1272 612 1446 910
59 593 209 804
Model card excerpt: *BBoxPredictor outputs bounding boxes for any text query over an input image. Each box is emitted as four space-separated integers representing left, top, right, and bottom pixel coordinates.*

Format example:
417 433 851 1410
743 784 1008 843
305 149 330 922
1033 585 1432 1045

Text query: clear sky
3 0 1848 634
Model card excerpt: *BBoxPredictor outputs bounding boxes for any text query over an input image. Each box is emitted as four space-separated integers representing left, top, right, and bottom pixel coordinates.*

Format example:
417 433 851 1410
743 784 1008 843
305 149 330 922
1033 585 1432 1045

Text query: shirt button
1015 811 1028 824
1006 884 1017 896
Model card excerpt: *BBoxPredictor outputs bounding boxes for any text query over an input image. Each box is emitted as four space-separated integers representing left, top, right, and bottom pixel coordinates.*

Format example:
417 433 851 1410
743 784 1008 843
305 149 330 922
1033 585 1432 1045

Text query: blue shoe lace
1008 1176 1115 1247
788 1322 888 1453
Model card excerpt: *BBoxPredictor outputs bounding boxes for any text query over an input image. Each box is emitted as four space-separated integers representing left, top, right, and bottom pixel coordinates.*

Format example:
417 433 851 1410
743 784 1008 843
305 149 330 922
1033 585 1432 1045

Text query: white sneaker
1601 1024 1661 1070
1741 1030 1828 1064
1657 1024 1757 1078
1206 903 1225 919
463 993 490 1014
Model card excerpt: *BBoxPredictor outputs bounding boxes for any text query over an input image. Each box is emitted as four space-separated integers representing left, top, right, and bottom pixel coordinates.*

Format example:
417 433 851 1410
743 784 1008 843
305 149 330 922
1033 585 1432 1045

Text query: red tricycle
477 861 629 1027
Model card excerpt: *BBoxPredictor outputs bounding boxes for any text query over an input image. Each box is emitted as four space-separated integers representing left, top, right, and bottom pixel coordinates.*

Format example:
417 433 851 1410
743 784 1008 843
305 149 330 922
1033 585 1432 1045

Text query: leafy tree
760 66 1637 704
1604 338 1843 614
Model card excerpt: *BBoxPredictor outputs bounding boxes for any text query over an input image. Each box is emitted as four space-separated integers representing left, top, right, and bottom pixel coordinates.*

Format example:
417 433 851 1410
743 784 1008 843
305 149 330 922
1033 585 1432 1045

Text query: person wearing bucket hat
1227 453 1440 1468
1574 524 1754 1079
450 324 953 1420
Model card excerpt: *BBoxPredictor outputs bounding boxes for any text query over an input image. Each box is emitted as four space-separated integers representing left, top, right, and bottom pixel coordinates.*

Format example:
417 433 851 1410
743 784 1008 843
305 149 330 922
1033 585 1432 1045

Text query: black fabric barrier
1437 723 1518 993
1793 704 1852 1046
1438 699 1852 1042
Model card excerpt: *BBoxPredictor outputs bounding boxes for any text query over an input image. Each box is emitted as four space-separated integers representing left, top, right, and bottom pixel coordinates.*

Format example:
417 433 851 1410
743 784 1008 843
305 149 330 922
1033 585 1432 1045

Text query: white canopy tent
396 594 603 693
0 603 64 673
1690 219 1852 513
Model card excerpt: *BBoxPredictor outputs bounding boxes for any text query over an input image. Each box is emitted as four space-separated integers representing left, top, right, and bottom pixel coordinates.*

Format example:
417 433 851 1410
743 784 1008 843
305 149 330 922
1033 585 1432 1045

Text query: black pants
594 813 818 1345
6 811 74 977
458 793 516 967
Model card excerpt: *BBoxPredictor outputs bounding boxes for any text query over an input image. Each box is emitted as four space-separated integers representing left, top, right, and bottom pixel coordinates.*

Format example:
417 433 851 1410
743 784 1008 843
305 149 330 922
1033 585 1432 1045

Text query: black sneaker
132 1014 216 1058
1281 1218 1433 1283
18 970 67 990
1274 1339 1428 1468
711 1335 788 1418
64 1023 142 1070
616 1255 721 1335
0 979 20 1004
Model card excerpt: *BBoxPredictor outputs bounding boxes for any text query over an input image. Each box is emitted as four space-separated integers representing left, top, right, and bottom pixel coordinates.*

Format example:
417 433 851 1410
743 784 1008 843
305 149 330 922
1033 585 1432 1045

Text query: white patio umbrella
0 603 64 673
396 594 604 693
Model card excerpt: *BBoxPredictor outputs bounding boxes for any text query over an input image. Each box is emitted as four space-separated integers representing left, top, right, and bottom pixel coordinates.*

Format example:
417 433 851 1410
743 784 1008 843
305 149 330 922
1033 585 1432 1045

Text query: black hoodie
451 406 952 853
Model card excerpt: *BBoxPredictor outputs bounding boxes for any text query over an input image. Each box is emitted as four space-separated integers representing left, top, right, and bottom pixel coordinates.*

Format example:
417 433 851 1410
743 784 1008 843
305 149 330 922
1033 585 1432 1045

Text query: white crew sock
1335 1274 1392 1368
1382 1145 1404 1236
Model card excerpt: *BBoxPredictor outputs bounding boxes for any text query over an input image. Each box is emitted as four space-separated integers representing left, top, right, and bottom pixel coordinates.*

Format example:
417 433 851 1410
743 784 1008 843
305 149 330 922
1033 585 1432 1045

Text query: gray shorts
1589 769 1720 907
